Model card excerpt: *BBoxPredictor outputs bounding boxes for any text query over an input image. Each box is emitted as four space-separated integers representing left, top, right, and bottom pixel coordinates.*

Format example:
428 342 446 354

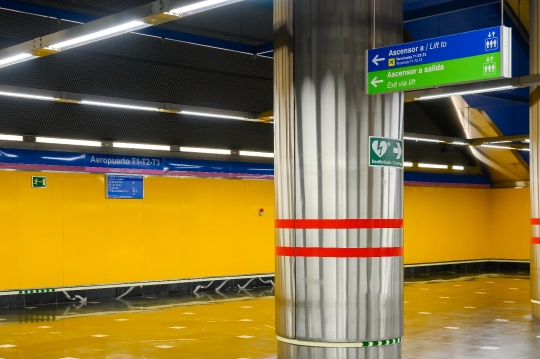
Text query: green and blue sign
366 26 512 94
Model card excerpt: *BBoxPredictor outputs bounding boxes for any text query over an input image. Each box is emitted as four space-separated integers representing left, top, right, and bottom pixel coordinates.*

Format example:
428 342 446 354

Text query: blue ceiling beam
0 0 260 55
404 0 500 23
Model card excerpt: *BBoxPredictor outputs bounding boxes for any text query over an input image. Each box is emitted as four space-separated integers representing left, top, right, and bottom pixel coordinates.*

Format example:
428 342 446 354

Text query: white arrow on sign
371 77 383 87
372 54 385 66
393 142 402 160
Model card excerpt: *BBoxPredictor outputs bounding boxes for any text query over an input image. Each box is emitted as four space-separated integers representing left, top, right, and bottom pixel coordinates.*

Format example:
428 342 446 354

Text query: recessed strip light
403 136 443 143
113 142 170 151
166 0 244 17
0 91 56 101
418 163 448 169
179 111 248 121
524 139 530 143
0 134 23 141
239 151 274 158
180 147 231 155
0 53 35 68
451 142 469 146
480 144 513 150
486 140 512 144
45 21 149 51
403 162 413 167
36 137 102 147
452 166 464 170
80 100 158 111
417 86 514 100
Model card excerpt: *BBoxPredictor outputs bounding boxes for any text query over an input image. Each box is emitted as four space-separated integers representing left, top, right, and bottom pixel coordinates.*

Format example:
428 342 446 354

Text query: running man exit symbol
32 176 46 188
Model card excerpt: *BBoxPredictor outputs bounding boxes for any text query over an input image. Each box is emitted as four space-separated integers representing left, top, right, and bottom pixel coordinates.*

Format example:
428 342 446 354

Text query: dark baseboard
404 261 530 276
0 275 275 309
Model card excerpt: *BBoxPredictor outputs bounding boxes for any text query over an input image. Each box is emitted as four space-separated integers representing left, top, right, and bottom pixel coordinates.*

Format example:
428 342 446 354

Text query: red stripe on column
531 237 540 244
275 246 403 258
531 219 540 225
275 219 403 229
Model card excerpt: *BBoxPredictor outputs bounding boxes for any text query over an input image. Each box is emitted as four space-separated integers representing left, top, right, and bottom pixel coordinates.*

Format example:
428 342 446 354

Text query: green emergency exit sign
32 176 46 188
369 137 403 169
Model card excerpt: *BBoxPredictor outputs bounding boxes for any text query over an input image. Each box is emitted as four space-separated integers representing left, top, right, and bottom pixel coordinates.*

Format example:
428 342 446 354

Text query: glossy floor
0 274 538 358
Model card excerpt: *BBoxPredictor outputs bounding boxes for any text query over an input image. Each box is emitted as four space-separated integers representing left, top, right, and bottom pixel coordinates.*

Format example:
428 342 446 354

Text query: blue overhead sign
86 153 164 174
106 175 144 199
366 26 511 94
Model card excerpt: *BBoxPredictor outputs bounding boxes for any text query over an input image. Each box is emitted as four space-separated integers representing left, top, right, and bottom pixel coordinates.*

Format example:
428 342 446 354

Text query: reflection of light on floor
0 276 536 358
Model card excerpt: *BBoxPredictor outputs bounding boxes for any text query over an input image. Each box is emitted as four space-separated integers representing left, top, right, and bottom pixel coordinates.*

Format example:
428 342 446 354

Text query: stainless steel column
274 0 404 357
530 0 540 319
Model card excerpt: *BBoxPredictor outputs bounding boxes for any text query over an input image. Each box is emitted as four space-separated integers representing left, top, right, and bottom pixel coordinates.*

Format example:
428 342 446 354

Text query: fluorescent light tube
524 139 530 143
452 166 464 170
481 144 513 150
0 91 55 101
486 140 511 144
180 111 247 120
239 151 274 158
451 142 469 146
418 163 448 169
417 86 514 101
36 137 102 147
403 136 442 143
519 148 530 152
0 53 35 68
403 162 413 167
80 100 158 111
0 134 23 141
46 21 149 51
180 147 231 155
113 142 170 151
167 0 244 17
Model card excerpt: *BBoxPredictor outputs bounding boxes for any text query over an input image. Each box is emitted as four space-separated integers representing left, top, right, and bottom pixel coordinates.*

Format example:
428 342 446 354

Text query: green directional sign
366 26 511 95
32 176 46 188
369 137 403 169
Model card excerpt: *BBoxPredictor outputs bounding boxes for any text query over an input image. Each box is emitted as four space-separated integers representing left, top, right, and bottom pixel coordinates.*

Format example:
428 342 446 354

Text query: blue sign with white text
367 26 502 72
106 175 144 199
86 153 164 174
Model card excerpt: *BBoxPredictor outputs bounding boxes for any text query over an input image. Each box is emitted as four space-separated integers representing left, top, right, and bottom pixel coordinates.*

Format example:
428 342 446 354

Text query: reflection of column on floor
274 0 404 357
530 0 540 319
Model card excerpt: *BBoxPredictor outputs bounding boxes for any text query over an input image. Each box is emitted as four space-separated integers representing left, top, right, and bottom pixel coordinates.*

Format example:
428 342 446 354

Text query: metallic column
274 0 404 357
530 0 540 319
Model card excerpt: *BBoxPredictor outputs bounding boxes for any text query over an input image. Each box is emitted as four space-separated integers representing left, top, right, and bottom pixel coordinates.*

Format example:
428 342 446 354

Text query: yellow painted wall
0 171 275 291
0 169 532 290
491 188 530 260
404 186 531 264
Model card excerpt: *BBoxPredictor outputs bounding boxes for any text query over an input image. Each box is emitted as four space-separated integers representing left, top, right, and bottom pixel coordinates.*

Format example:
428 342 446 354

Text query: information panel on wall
366 26 512 95
106 174 144 199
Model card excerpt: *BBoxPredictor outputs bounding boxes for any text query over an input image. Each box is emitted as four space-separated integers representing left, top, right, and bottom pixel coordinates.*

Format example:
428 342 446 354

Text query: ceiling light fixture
524 139 531 143
480 144 513 150
45 21 149 51
36 137 102 147
80 100 158 111
403 162 413 167
166 0 244 17
0 90 56 101
239 151 274 158
417 86 514 101
452 166 465 170
451 142 469 146
180 147 231 155
403 136 443 143
0 53 35 68
418 163 448 169
179 111 248 121
0 134 23 141
113 142 170 151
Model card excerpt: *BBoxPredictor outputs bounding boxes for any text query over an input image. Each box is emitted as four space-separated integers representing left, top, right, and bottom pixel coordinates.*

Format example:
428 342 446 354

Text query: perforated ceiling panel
404 102 475 166
0 97 273 151
19 0 273 45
